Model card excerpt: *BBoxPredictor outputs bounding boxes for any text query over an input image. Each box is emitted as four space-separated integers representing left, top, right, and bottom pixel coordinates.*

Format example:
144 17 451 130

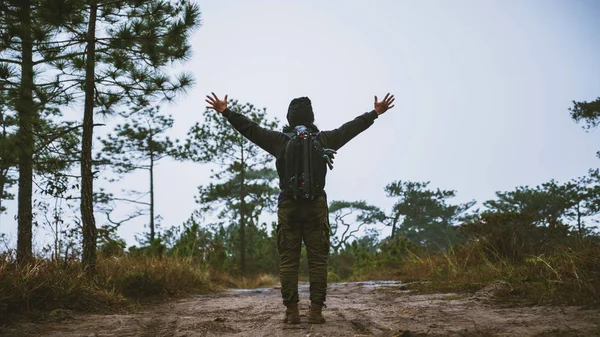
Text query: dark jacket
222 108 379 204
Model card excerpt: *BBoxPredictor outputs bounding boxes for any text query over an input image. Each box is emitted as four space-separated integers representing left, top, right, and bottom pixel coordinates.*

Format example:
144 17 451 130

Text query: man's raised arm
319 93 395 151
205 92 287 157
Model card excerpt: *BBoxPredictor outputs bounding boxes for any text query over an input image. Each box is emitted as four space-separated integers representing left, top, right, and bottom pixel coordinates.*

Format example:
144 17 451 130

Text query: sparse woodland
0 0 599 325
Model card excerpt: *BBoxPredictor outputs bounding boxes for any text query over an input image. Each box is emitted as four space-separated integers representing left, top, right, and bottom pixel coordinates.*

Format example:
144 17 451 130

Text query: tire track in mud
1 281 599 336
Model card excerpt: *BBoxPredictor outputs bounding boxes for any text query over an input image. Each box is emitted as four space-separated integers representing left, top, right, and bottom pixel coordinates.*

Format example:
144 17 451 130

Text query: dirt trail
2 281 599 336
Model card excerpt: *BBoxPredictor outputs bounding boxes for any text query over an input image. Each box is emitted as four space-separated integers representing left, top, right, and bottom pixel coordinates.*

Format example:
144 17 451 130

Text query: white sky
1 0 600 249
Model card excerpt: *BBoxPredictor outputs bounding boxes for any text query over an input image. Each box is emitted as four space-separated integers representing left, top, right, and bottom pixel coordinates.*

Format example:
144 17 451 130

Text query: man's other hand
206 92 228 113
374 93 395 115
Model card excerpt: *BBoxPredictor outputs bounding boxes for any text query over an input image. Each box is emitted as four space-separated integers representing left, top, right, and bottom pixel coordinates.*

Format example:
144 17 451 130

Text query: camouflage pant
277 196 330 306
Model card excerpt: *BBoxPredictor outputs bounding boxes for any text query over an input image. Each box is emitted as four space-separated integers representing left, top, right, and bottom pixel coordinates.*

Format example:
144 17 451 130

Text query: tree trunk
54 212 60 261
16 0 34 264
149 145 155 243
577 202 582 238
81 0 98 272
0 116 8 209
390 213 400 239
0 167 8 213
240 146 246 275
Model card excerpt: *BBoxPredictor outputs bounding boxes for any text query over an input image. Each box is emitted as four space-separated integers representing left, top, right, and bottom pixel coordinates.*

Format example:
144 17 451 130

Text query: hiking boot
307 303 326 324
283 303 300 324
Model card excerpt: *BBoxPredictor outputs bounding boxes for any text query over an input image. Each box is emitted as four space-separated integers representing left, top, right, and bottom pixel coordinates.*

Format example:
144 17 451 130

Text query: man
205 92 395 324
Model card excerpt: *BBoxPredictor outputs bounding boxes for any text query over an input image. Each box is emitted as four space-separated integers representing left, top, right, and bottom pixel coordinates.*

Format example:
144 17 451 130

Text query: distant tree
328 200 385 254
561 170 600 237
569 97 600 131
570 97 600 160
97 104 175 244
563 177 592 237
177 100 280 274
163 214 215 261
483 181 569 227
385 181 475 250
483 173 600 237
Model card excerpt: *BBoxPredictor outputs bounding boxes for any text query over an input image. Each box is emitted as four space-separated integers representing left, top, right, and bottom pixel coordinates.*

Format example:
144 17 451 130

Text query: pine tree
0 91 17 215
97 104 175 244
385 181 475 250
0 0 83 263
177 100 280 274
49 0 201 270
328 200 385 254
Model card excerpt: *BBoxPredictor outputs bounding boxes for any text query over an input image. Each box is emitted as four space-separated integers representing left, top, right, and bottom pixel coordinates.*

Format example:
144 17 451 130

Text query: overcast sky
2 0 600 249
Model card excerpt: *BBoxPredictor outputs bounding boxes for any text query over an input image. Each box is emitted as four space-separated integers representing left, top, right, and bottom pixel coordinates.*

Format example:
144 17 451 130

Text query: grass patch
209 271 279 289
0 256 277 324
350 235 600 306
94 256 212 302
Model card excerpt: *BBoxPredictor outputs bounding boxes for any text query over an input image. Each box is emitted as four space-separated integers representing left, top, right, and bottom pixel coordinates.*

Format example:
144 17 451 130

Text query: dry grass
0 257 240 323
354 239 600 306
0 255 282 323
210 270 279 289
94 256 214 302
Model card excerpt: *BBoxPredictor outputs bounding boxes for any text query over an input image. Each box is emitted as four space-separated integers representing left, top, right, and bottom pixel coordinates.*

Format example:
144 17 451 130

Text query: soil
1 281 599 336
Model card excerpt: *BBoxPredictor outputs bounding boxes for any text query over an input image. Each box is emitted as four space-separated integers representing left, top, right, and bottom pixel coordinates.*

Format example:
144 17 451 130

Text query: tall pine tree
0 0 83 263
49 0 200 270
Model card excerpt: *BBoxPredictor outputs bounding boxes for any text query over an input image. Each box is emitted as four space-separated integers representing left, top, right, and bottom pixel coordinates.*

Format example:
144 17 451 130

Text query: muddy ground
1 281 599 336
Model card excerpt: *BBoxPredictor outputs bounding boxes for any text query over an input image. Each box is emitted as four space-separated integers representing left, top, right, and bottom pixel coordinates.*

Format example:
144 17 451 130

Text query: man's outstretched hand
205 92 228 113
374 93 395 115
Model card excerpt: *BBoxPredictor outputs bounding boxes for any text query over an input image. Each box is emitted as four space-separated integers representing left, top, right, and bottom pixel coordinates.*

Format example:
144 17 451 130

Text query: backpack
283 125 336 200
